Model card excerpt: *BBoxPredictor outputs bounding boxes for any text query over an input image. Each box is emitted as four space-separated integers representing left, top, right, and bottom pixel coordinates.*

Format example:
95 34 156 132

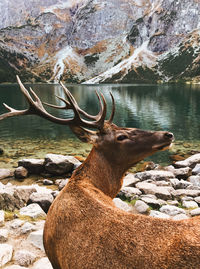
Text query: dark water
0 82 200 168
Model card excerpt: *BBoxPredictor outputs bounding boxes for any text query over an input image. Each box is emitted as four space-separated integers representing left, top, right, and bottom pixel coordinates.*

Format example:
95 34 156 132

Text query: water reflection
0 82 200 167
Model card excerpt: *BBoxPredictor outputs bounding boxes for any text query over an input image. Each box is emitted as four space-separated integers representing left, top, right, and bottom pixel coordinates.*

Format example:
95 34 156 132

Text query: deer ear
70 126 99 144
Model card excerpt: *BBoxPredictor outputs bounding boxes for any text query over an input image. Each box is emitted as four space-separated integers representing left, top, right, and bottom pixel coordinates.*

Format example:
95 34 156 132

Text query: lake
0 82 200 170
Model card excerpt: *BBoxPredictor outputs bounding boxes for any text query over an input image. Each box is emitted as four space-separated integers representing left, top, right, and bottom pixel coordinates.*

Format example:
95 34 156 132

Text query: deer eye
117 135 128 141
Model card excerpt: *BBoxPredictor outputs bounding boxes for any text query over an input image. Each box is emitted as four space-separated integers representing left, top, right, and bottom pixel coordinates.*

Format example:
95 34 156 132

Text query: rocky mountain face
0 0 199 83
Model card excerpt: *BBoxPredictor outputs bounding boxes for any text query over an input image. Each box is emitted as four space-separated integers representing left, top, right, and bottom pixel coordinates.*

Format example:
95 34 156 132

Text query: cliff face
0 0 199 83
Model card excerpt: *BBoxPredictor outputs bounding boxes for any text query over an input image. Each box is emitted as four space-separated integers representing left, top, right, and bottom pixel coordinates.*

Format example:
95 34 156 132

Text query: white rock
27 230 44 251
14 250 36 266
113 198 134 212
173 189 200 198
10 219 24 229
32 257 53 269
119 187 142 199
182 200 198 209
20 203 46 219
174 153 200 168
122 173 140 187
160 205 185 216
0 210 5 226
194 196 200 204
0 229 9 242
149 210 170 219
190 208 200 217
134 200 149 213
136 182 173 200
192 164 200 175
4 265 26 269
172 214 189 220
20 222 36 234
0 244 13 267
0 169 13 180
188 175 200 187
135 170 175 181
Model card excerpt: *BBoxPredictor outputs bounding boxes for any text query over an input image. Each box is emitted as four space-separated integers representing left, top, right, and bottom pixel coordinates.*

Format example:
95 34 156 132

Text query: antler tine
108 92 115 123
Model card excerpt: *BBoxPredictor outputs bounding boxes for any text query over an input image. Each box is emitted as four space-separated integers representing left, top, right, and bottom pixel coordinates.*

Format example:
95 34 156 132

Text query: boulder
44 154 81 175
14 250 36 266
27 192 54 213
18 158 44 174
20 203 46 219
135 170 175 181
0 244 13 267
174 153 200 168
0 169 13 180
14 166 28 181
160 205 185 216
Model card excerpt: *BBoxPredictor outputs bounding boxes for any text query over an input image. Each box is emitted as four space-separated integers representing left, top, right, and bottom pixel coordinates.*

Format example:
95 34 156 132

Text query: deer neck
72 147 126 198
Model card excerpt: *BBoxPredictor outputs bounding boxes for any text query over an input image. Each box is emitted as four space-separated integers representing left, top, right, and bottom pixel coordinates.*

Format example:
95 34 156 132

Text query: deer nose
164 132 174 139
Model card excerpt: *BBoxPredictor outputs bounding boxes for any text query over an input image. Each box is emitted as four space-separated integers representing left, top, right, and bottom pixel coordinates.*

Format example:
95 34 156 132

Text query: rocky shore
1 152 200 268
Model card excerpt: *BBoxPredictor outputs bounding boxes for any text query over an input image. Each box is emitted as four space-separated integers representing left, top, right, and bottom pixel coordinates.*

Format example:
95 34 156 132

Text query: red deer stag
1 77 200 269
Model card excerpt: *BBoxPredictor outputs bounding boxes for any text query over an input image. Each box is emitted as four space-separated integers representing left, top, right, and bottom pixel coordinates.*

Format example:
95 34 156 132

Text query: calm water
0 82 200 169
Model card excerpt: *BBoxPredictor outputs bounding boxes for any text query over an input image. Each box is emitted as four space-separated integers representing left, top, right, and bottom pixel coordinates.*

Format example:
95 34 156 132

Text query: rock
51 190 59 198
0 169 13 180
18 158 44 174
194 196 200 204
32 257 53 269
10 219 24 229
178 180 192 189
181 196 194 202
192 164 200 175
0 210 4 226
44 154 81 175
27 192 54 213
43 179 53 185
140 196 165 209
166 166 191 180
160 205 185 216
136 182 173 200
27 230 44 251
122 173 140 188
113 198 134 213
173 189 200 198
14 166 28 181
167 200 180 206
0 229 8 242
134 200 149 213
182 200 198 209
169 178 182 189
172 214 189 220
14 186 37 203
118 187 142 200
59 179 69 190
0 187 24 211
190 208 200 217
4 265 26 269
0 244 13 267
149 210 170 219
188 175 200 187
14 250 36 266
155 181 171 187
20 222 36 234
174 153 200 168
20 203 46 219
135 170 175 181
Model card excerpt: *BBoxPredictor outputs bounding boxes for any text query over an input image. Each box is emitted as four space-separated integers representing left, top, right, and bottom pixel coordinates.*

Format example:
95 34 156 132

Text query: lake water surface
0 83 200 169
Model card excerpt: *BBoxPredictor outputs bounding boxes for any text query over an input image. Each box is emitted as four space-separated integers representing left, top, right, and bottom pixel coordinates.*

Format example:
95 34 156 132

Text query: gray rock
0 210 4 226
122 173 140 187
136 182 173 200
169 178 182 189
134 200 149 213
140 196 165 209
174 153 200 168
173 189 200 198
0 244 13 267
135 170 175 181
167 200 180 206
59 179 69 190
43 179 53 185
44 154 81 175
192 164 200 175
10 219 24 229
20 203 46 219
0 229 8 242
51 190 59 198
172 214 189 220
118 187 142 200
14 186 37 203
27 230 44 251
0 169 13 180
155 180 171 187
188 175 200 187
181 196 194 202
190 208 200 216
20 222 36 234
0 187 24 211
32 257 53 269
18 158 44 174
166 166 191 180
160 205 185 216
182 200 198 209
113 198 134 213
179 180 192 189
14 250 36 266
14 166 28 181
27 192 54 213
149 210 170 219
194 196 200 204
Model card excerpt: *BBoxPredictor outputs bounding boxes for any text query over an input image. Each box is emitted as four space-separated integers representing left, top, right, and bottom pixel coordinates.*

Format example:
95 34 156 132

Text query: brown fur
43 123 200 269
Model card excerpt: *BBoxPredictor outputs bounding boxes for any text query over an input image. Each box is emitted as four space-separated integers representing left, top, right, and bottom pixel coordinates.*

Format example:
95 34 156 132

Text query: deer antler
0 76 115 131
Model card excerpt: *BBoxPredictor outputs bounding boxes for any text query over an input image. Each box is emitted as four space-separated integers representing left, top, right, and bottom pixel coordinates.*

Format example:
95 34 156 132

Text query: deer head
0 76 173 173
